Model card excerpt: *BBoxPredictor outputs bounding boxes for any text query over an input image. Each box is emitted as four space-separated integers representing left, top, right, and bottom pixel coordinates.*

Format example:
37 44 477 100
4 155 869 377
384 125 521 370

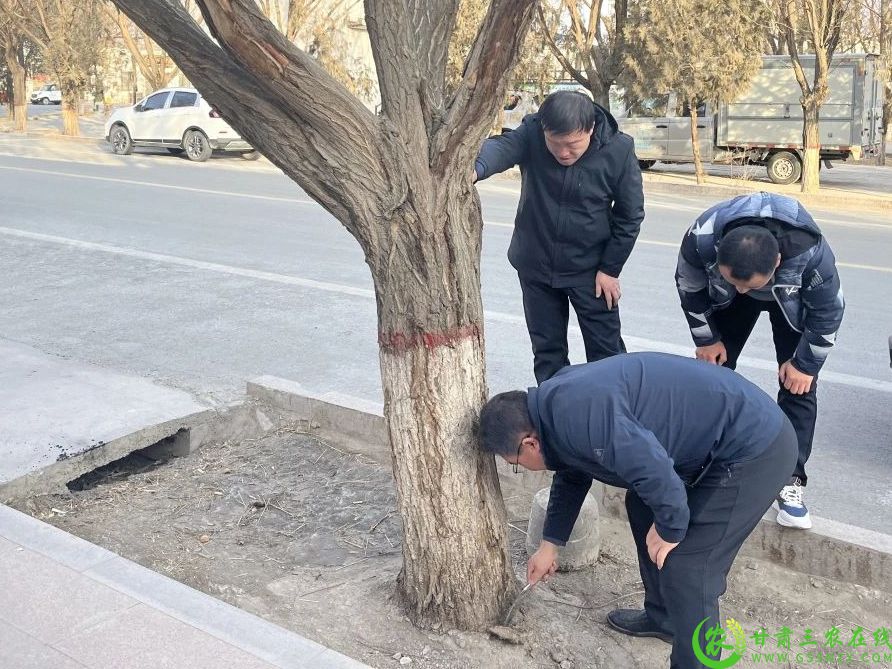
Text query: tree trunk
801 98 820 193
3 40 26 132
689 98 705 184
61 84 81 136
62 93 81 137
374 183 515 629
881 95 890 166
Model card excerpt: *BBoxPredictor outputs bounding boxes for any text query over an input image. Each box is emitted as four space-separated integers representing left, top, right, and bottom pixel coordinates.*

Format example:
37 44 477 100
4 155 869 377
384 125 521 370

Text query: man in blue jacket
675 193 845 529
473 91 645 383
478 352 797 669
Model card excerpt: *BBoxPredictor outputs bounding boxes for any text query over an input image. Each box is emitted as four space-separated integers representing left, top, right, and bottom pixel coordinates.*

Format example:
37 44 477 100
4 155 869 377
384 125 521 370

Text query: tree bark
3 38 26 131
801 97 820 192
375 184 513 628
60 81 81 136
689 98 705 184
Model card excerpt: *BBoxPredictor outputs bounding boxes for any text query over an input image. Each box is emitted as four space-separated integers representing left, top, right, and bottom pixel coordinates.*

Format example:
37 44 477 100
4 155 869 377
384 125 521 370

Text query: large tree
624 0 766 183
109 0 537 629
776 0 854 192
538 0 633 107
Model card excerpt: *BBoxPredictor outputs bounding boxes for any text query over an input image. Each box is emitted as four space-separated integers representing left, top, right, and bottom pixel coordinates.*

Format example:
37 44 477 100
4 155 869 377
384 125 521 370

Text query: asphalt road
1 135 890 533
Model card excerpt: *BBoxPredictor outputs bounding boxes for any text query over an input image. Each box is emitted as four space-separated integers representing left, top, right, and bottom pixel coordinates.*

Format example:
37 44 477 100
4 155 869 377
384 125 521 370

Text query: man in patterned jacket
675 192 845 529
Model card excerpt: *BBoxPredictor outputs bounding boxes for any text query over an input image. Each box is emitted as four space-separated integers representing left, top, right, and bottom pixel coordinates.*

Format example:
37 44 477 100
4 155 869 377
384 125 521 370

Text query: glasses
513 437 525 474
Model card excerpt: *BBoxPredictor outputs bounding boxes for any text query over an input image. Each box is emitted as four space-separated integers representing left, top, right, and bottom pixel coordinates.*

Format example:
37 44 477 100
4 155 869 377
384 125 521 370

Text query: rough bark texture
110 0 537 629
60 82 80 136
689 99 705 185
801 100 821 192
2 38 26 131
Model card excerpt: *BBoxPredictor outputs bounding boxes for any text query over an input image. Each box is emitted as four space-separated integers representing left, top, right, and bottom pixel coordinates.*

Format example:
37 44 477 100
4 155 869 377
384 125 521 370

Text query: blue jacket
675 192 845 376
530 353 784 545
474 103 644 287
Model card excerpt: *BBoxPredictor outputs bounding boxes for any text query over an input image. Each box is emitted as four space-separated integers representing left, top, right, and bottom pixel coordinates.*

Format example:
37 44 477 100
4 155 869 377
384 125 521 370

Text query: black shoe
606 609 673 643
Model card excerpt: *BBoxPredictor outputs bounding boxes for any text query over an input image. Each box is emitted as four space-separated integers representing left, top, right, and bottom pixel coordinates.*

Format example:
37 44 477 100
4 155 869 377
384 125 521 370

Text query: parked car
30 84 62 105
103 87 258 162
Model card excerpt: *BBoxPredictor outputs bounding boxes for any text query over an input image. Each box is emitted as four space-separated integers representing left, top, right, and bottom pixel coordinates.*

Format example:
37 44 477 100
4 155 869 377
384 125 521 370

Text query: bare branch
537 3 591 87
431 0 538 173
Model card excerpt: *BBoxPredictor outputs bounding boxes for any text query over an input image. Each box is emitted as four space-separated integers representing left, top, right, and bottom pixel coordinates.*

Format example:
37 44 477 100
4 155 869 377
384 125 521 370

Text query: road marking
1 161 888 272
0 226 372 298
2 224 890 394
0 164 313 205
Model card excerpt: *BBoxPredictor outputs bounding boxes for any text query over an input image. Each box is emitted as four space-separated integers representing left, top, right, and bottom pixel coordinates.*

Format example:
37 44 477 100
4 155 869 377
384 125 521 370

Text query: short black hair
717 225 780 280
477 391 532 457
539 91 596 135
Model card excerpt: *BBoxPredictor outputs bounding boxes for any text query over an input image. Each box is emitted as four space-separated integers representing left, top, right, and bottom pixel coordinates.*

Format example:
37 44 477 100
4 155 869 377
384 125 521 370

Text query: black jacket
675 193 845 376
528 353 785 545
475 104 645 287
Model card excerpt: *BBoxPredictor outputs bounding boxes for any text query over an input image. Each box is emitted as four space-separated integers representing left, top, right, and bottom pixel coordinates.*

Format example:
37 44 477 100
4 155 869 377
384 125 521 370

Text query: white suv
30 84 62 105
103 88 257 162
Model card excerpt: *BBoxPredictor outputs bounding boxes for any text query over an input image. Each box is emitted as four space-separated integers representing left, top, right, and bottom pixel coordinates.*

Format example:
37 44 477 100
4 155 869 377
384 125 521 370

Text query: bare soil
14 428 891 669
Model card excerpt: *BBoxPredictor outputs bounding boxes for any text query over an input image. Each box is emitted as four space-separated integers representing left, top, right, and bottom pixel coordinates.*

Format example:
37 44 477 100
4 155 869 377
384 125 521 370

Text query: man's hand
527 540 558 585
646 524 679 570
695 342 727 365
470 168 478 183
595 271 621 310
779 360 814 395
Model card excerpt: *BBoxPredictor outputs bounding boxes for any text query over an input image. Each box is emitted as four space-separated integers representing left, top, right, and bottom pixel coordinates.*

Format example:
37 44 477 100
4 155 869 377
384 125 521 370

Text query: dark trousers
519 278 625 383
626 419 798 668
713 294 816 483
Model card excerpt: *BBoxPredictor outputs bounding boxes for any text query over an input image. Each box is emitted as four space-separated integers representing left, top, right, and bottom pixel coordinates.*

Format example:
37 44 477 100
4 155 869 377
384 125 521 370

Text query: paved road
1 135 890 533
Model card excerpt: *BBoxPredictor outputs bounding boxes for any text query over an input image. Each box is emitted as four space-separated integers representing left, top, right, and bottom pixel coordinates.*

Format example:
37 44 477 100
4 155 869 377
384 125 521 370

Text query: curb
0 504 372 669
641 175 892 214
0 400 286 501
246 375 892 594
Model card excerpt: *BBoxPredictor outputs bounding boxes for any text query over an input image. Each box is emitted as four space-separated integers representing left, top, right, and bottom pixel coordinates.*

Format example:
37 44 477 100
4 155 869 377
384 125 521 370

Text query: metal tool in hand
502 581 537 625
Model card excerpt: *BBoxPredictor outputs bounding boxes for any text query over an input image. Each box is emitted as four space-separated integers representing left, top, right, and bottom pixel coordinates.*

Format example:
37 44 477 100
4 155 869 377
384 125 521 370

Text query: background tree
109 0 537 629
0 13 26 131
4 0 112 135
104 4 183 92
538 0 633 107
775 0 854 192
624 0 766 183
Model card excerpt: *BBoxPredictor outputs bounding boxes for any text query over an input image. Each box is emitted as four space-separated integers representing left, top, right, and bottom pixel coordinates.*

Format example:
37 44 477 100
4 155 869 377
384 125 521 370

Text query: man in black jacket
473 91 645 383
675 193 845 529
478 352 797 669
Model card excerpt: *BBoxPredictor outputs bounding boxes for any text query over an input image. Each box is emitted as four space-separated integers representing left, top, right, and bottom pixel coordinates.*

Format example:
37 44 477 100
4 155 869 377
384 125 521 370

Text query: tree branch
408 0 461 135
537 3 591 87
363 0 427 150
431 0 538 173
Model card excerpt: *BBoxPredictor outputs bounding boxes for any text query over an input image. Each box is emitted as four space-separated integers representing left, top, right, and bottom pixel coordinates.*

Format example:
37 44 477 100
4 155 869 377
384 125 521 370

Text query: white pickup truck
30 84 62 105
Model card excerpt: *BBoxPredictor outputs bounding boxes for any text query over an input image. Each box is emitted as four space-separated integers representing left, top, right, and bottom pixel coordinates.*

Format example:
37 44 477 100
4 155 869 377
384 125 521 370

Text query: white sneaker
775 477 812 529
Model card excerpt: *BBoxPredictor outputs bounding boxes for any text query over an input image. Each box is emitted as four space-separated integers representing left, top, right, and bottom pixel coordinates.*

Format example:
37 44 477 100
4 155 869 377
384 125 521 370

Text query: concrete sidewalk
0 503 370 669
0 339 209 497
